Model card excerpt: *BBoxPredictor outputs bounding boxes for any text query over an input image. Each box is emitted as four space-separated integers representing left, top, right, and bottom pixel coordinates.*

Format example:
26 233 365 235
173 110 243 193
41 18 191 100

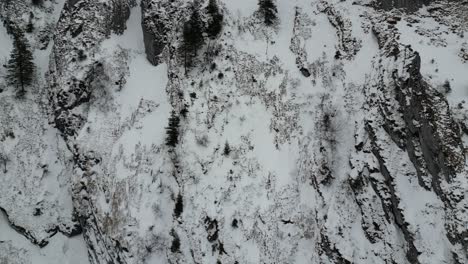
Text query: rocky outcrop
362 18 468 262
376 0 431 12
317 1 362 60
47 0 137 263
141 0 183 66
111 0 135 34
394 54 464 190
1 0 468 263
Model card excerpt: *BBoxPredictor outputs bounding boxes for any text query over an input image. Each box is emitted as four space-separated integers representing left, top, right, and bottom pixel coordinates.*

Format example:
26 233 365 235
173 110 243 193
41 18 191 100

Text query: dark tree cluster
32 0 44 6
26 12 35 33
179 0 224 72
173 193 184 218
223 141 231 156
178 0 277 72
166 111 180 147
180 1 205 71
258 0 278 26
206 0 223 39
170 229 181 253
5 28 35 96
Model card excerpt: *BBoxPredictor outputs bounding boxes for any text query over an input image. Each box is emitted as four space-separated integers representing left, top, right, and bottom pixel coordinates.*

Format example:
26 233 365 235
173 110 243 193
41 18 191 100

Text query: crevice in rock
0 206 82 248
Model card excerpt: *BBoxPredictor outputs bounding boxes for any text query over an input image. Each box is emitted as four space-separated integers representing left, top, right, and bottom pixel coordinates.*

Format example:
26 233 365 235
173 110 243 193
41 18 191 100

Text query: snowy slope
0 0 90 263
0 0 467 263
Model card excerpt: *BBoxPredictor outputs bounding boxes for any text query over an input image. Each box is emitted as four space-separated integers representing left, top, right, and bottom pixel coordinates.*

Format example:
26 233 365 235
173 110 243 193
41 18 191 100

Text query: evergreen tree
32 0 43 6
223 141 231 156
180 1 204 73
26 12 35 33
5 28 35 96
0 147 8 173
166 111 180 147
258 0 278 26
170 229 181 253
206 0 223 39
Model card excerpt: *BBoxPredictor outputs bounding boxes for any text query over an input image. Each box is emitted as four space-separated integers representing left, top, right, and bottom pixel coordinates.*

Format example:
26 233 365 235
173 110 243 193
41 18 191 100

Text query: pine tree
5 28 35 96
0 147 8 173
258 0 278 26
206 0 223 39
170 229 181 253
32 0 43 6
26 12 34 33
166 111 180 147
223 141 231 156
180 1 204 73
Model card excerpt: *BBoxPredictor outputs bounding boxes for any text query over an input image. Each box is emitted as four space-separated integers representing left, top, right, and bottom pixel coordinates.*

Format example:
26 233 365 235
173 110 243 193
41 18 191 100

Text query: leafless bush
196 134 209 147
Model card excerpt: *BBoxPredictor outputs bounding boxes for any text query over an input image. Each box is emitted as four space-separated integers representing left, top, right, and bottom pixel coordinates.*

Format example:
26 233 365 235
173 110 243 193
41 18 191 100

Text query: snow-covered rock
1 0 467 263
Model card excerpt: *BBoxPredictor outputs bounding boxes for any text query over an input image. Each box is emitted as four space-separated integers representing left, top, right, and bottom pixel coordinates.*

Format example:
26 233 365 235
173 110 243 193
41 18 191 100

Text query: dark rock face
67 0 81 7
47 1 135 263
376 0 431 12
366 125 422 264
319 232 352 264
141 0 170 65
300 67 311 77
397 60 468 260
2 0 468 263
393 53 465 192
49 0 135 140
110 0 134 34
141 0 184 66
362 19 468 263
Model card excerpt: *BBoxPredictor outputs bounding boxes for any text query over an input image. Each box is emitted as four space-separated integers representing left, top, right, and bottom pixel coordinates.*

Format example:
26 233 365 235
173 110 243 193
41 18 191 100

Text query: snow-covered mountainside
0 0 467 263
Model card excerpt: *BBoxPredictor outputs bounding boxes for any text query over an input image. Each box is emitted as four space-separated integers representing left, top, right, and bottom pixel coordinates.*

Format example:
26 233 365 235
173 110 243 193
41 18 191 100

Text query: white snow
0 1 91 263
397 13 468 104
0 22 12 63
2 0 468 263
0 210 89 264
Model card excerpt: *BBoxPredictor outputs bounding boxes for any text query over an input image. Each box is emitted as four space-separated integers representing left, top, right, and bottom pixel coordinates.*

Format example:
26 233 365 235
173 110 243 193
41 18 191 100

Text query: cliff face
363 19 467 262
1 0 467 264
141 0 181 66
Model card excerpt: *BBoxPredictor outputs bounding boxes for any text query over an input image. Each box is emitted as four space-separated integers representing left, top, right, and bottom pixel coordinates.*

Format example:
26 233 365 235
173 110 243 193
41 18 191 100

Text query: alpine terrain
0 0 467 263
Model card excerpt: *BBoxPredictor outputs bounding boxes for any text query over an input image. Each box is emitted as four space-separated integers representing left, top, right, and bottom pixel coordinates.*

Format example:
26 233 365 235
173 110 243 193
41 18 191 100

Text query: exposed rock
141 0 183 65
299 67 311 77
1 0 467 263
366 19 468 261
376 0 431 12
317 1 362 60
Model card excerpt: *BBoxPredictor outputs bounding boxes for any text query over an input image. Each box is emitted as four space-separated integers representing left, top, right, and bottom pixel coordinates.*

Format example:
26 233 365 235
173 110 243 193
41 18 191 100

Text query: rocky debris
318 232 352 264
47 0 141 263
425 1 468 37
300 67 311 77
376 0 430 12
317 1 362 60
204 216 227 256
290 7 314 76
460 42 468 63
371 14 401 57
1 0 468 263
0 0 56 49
